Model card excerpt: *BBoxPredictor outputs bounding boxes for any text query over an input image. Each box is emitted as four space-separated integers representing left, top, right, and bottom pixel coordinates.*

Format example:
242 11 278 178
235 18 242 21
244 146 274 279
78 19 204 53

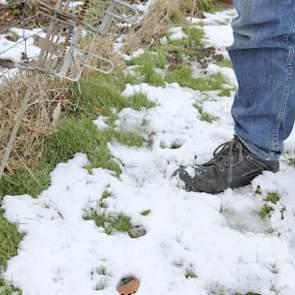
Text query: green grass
0 164 52 198
69 73 128 119
167 27 205 59
46 116 144 172
218 88 234 97
0 210 24 271
184 27 204 49
95 281 107 291
0 210 24 295
255 186 262 196
127 50 167 87
184 268 197 279
127 92 156 110
96 265 107 276
127 50 167 70
215 58 232 69
99 190 112 209
265 192 280 205
141 210 151 216
165 64 192 85
195 103 218 123
209 287 226 295
165 64 230 95
198 0 221 13
138 58 166 87
258 192 281 219
0 278 22 295
84 210 133 235
258 205 274 219
122 73 142 85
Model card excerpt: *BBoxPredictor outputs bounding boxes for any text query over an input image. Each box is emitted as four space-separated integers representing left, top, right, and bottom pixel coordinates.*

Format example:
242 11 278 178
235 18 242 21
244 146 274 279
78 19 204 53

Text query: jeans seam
273 47 294 151
273 16 295 151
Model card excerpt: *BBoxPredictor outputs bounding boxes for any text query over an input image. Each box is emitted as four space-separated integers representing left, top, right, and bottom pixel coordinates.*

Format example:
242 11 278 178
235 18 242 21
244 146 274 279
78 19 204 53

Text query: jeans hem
236 135 281 161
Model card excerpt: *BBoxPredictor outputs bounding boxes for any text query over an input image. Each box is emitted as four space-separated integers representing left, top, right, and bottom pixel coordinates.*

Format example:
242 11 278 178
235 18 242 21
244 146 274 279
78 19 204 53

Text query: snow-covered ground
0 27 42 80
2 8 295 295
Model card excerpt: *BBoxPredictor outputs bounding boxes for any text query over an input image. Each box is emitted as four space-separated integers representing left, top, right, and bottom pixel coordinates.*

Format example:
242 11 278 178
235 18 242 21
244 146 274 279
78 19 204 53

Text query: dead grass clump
0 73 69 173
179 0 202 17
123 0 183 54
83 34 125 77
0 1 37 33
179 0 217 17
123 0 218 54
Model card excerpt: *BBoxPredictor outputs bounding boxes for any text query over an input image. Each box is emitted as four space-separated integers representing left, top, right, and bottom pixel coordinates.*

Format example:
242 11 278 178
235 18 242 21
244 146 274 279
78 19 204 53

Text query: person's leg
173 1 295 193
229 0 295 161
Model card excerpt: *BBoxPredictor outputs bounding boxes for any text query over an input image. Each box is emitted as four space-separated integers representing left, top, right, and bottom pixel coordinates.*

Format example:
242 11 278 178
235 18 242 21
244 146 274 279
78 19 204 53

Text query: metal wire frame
0 0 140 181
1 0 139 79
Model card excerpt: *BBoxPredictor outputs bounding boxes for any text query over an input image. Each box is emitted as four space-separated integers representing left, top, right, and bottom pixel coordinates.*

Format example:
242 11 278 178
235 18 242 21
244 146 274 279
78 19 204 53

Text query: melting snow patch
121 48 145 61
93 116 108 130
0 28 42 61
168 27 188 41
2 6 295 295
3 81 295 295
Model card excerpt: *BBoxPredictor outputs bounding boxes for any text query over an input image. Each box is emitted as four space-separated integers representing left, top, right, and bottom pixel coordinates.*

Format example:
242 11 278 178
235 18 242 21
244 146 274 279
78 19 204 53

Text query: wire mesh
0 0 139 81
0 0 140 180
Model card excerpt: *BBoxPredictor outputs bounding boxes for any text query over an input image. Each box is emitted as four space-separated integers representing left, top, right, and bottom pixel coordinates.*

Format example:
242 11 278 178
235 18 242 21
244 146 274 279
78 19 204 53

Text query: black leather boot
173 137 279 194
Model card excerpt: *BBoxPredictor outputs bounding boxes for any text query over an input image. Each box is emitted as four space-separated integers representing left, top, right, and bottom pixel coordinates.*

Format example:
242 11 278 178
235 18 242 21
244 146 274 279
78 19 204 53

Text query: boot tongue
204 138 241 167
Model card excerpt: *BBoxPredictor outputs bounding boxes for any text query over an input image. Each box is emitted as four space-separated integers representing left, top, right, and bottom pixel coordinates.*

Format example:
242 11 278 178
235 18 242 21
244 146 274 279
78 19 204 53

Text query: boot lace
208 137 245 181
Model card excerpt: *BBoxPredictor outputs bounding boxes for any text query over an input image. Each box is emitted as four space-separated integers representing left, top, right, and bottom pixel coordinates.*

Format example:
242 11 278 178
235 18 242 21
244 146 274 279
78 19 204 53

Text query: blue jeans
229 0 295 161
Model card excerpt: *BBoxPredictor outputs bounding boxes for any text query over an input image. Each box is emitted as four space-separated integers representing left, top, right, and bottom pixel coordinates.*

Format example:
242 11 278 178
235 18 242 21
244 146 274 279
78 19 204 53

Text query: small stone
128 224 147 239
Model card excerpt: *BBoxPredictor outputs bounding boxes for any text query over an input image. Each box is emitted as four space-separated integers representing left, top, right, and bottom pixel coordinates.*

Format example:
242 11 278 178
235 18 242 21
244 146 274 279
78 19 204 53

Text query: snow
168 27 188 41
134 0 156 13
207 63 237 87
188 9 235 49
121 48 145 61
0 28 42 80
93 117 109 130
204 23 233 48
2 6 295 295
0 28 41 61
3 78 295 294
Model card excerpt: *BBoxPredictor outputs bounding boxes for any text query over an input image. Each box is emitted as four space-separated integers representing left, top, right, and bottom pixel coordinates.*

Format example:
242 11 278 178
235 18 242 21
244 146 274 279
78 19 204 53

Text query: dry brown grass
84 34 125 77
0 0 216 174
179 0 201 17
0 26 123 174
0 34 123 174
179 0 217 17
0 73 69 172
123 0 179 54
122 0 216 54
